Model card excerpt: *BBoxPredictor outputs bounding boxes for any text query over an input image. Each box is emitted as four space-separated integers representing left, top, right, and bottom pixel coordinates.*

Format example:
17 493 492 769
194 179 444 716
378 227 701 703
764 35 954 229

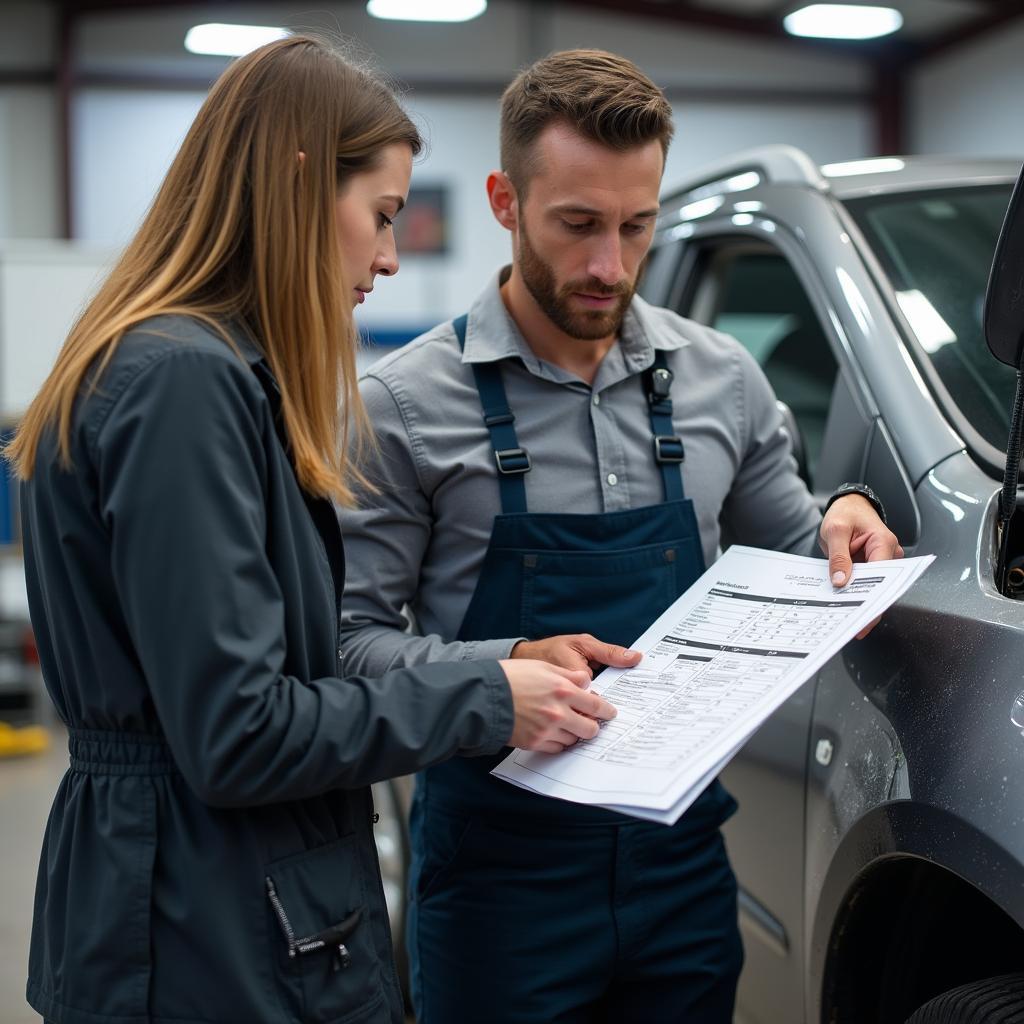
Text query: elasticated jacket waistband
68 728 180 776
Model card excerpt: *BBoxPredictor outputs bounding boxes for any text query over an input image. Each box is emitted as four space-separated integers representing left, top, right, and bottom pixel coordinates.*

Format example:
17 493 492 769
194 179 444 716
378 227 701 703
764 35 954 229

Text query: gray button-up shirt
338 269 821 676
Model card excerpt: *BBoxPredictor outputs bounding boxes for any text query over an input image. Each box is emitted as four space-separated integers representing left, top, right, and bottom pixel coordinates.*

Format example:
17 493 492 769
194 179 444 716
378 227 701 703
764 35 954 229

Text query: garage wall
0 3 58 239
69 1 873 328
910 20 1024 160
74 85 872 330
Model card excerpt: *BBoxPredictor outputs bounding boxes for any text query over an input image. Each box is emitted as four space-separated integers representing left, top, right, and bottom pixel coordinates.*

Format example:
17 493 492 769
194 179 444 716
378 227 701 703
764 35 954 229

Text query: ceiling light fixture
184 23 290 57
367 0 487 22
784 4 903 40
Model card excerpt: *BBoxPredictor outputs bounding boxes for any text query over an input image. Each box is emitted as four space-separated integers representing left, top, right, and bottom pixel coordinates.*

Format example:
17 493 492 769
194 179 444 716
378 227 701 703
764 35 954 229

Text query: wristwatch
824 482 888 525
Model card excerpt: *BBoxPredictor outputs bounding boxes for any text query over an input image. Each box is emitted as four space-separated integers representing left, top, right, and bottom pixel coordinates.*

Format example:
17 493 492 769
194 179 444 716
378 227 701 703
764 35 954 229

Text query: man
339 50 901 1024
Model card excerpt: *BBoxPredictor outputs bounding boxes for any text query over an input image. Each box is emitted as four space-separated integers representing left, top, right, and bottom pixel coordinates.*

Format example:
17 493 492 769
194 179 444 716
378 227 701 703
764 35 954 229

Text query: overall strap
453 314 529 515
644 350 686 502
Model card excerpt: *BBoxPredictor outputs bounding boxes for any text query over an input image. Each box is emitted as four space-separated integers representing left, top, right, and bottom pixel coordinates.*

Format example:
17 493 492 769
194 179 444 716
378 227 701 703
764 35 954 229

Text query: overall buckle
495 447 532 474
654 435 685 463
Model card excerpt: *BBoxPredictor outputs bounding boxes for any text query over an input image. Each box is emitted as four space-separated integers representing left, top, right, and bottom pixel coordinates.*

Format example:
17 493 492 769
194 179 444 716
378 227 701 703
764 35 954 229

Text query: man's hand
499 659 618 754
510 633 642 677
819 494 904 639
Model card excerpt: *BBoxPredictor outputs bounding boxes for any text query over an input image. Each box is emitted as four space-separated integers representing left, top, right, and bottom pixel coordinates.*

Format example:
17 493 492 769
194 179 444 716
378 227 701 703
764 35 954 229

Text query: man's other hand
511 634 643 677
819 494 904 638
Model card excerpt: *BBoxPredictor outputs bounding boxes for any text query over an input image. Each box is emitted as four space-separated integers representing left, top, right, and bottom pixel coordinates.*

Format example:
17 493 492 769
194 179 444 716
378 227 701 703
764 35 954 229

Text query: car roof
661 145 1021 205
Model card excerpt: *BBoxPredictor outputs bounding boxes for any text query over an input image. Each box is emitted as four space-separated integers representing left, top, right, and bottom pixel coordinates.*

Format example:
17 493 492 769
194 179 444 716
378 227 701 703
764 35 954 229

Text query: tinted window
845 186 1015 452
697 247 838 480
638 239 682 305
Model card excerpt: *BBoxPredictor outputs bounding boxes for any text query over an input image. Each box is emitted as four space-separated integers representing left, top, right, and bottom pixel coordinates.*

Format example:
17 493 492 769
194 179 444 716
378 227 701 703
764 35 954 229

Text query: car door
643 230 857 1024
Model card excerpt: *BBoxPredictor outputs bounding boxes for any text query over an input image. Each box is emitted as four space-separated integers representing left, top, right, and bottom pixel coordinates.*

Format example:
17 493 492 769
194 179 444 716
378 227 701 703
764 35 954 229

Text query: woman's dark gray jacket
21 316 513 1024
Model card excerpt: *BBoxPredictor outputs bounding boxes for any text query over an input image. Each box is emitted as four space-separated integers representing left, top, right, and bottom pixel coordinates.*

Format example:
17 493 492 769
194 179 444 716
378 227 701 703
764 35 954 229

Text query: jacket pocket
266 835 383 1023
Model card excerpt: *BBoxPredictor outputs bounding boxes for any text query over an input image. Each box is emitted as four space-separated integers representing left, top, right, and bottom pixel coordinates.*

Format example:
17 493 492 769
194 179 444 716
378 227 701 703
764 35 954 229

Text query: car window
686 244 838 481
845 186 1015 453
638 239 683 306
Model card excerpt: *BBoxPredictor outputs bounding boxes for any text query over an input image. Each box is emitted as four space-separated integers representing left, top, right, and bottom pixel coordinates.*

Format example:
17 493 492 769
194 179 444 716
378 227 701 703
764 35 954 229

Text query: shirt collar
461 266 690 378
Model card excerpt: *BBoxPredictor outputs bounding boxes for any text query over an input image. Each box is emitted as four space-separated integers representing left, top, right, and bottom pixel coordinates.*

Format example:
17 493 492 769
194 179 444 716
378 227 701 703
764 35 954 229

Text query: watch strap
824 482 888 526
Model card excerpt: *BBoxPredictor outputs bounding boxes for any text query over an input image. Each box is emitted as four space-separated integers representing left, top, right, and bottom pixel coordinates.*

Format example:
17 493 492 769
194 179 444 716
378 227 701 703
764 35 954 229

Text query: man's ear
486 170 519 232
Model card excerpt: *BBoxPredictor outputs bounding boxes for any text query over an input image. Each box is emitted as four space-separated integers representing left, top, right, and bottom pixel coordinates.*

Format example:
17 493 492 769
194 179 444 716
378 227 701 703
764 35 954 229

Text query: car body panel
644 150 1024 1023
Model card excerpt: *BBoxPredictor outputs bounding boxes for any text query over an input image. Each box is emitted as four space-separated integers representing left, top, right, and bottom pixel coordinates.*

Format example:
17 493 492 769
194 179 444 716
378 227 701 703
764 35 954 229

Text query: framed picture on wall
393 185 449 256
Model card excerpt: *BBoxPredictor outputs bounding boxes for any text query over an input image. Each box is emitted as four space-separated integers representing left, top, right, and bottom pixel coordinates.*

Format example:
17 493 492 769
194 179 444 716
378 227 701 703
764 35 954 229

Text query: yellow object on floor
0 721 51 758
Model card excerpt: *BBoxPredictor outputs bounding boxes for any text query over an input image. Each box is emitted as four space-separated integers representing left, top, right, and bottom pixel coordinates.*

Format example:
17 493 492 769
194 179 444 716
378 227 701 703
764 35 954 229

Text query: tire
906 973 1024 1023
370 777 413 1007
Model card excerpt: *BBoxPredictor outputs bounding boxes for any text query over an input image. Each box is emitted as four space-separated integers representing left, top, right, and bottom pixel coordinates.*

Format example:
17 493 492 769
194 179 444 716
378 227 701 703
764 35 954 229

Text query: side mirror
985 163 1024 369
983 161 1024 596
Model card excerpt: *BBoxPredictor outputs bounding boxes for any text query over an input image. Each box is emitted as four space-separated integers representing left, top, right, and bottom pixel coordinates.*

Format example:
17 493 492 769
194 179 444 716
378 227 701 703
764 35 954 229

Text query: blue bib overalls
407 316 744 1023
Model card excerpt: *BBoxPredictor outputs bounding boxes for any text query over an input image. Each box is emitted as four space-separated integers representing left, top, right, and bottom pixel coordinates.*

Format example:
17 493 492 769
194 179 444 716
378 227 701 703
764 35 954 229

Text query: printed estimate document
492 545 933 824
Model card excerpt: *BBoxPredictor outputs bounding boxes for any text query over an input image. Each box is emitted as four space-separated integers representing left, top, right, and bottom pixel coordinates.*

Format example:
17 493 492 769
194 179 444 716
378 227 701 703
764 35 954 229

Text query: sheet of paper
492 545 934 824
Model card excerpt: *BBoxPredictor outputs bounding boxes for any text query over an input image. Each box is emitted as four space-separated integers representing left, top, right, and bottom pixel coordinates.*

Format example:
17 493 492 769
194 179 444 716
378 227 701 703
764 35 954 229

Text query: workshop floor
0 717 62 1023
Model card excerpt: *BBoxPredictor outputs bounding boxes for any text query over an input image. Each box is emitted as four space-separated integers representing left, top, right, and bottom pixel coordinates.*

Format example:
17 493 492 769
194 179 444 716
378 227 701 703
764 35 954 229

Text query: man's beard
517 222 634 341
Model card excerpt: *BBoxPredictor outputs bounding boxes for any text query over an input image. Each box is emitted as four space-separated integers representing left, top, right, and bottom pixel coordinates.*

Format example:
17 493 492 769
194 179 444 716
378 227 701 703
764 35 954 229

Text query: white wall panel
0 89 59 240
73 88 204 244
0 242 113 418
662 101 871 190
910 21 1024 159
70 87 870 328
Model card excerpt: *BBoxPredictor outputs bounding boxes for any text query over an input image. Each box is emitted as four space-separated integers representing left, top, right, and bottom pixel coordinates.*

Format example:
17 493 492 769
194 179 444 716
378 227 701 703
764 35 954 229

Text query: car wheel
370 778 412 1005
905 973 1024 1022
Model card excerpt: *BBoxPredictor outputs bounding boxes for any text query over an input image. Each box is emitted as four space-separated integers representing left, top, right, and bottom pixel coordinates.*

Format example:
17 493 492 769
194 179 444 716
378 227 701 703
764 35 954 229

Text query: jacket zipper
266 877 363 972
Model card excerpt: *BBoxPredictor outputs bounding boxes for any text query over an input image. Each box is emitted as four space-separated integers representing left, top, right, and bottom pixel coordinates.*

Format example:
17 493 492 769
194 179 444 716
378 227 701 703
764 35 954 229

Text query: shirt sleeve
338 374 520 677
719 345 823 557
95 346 512 808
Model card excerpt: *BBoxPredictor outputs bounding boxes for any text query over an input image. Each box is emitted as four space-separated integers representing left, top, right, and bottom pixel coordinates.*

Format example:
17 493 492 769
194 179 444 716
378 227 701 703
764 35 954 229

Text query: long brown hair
7 34 421 505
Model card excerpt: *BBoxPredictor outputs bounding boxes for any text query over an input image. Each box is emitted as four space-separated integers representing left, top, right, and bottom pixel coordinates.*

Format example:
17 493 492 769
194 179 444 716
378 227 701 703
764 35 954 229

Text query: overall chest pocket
519 540 699 650
266 836 383 1023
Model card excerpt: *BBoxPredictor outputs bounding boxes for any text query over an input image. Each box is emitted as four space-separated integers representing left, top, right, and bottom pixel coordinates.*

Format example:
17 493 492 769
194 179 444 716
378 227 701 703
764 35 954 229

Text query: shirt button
592 394 601 406
607 473 618 486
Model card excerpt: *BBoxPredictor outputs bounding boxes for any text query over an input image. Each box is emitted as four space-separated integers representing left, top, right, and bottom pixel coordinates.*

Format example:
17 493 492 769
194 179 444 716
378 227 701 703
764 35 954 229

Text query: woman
8 36 615 1024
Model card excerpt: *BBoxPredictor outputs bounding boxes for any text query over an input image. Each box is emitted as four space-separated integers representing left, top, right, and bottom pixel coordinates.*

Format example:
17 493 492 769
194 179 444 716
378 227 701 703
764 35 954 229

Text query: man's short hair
499 49 673 194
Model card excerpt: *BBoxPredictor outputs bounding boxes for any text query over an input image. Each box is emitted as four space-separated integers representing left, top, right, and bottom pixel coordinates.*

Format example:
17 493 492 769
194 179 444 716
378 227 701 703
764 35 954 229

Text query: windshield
845 186 1015 454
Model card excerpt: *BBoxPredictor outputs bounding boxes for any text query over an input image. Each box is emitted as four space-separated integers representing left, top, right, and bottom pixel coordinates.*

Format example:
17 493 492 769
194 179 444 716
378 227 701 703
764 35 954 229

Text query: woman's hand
499 659 617 754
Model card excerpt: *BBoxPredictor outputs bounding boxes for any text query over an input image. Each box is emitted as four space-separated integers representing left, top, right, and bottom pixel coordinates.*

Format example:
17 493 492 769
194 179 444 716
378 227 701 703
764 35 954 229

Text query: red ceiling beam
563 0 791 42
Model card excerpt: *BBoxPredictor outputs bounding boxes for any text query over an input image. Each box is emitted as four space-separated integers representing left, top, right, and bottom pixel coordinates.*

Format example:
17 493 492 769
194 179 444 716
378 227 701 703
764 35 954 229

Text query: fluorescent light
784 4 902 40
367 0 487 21
184 23 289 57
821 157 906 177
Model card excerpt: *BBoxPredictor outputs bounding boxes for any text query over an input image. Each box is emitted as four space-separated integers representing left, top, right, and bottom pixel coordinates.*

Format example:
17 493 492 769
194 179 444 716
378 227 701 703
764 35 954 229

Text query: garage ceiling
32 0 1024 237
55 0 1024 53
561 0 1024 57
691 0 982 37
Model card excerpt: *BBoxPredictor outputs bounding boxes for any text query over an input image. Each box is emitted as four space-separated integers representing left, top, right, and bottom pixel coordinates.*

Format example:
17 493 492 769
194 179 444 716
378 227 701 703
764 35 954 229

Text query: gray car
371 147 1024 1021
637 146 1024 1023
